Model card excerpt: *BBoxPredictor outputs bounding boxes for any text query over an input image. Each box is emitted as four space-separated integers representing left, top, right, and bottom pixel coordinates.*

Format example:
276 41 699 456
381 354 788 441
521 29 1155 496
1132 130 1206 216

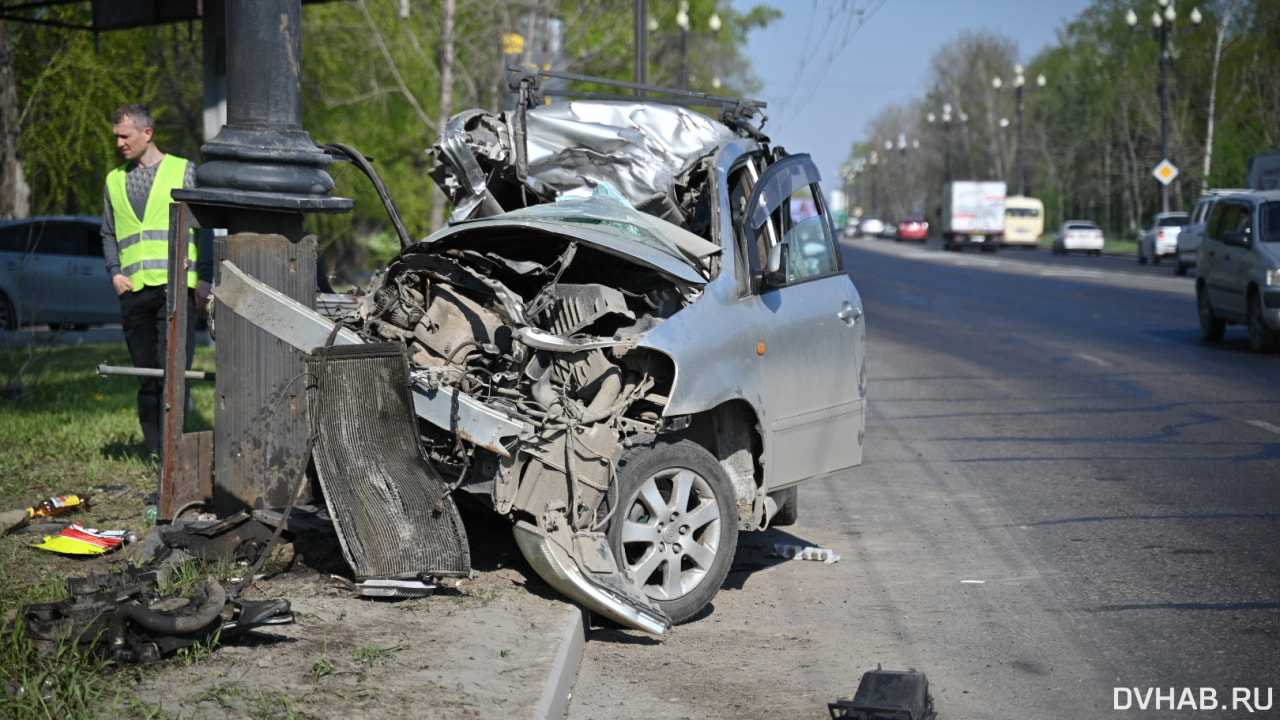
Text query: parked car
232 88 869 631
0 215 120 330
1139 211 1189 265
1176 190 1248 276
842 219 860 238
895 217 928 242
1053 220 1105 256
857 216 885 237
1196 189 1280 352
880 222 898 238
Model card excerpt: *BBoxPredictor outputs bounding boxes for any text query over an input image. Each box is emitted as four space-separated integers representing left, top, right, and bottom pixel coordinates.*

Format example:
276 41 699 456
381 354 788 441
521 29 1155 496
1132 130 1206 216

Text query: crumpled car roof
521 100 739 209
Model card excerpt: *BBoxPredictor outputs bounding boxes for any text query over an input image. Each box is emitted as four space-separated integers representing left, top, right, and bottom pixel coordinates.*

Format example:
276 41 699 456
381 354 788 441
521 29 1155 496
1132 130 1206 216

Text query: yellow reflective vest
106 155 197 291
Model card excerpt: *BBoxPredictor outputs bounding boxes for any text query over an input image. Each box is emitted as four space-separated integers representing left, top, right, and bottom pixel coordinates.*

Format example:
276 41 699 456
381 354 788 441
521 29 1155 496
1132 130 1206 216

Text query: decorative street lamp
927 103 966 184
1127 0 1201 213
992 65 1047 197
674 1 720 91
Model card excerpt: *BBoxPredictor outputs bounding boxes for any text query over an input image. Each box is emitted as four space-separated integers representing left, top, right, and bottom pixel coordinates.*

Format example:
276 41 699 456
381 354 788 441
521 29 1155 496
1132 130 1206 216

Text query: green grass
0 331 217 719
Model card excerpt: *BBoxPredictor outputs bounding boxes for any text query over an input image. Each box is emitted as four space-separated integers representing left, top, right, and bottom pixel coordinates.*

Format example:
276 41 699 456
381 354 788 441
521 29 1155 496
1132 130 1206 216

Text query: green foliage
12 7 204 218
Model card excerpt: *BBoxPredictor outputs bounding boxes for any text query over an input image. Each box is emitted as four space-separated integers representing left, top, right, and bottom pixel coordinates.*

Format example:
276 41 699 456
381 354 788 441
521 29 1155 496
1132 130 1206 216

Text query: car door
1204 200 1250 319
64 220 120 325
741 154 867 486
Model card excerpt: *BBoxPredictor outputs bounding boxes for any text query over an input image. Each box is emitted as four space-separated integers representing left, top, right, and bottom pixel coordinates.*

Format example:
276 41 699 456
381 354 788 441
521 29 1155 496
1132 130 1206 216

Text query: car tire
0 293 14 330
769 485 799 527
1247 292 1280 353
605 436 738 625
1198 285 1226 342
1138 252 1147 264
1153 254 1161 266
1175 259 1188 276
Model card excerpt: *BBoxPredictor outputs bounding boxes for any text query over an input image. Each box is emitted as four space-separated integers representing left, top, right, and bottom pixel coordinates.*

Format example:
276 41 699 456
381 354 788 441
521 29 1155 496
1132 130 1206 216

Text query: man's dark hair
112 103 153 130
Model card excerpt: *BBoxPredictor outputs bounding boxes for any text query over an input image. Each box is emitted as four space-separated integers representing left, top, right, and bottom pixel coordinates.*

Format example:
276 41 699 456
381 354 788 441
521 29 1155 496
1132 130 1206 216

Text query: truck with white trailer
941 180 1007 252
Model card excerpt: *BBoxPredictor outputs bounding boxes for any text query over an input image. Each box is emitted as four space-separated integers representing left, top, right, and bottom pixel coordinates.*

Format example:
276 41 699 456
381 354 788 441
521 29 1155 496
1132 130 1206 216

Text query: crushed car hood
424 194 721 286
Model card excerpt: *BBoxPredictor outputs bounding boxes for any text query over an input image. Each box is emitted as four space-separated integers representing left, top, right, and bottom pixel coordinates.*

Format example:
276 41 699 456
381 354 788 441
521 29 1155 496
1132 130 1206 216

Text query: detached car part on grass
218 76 868 632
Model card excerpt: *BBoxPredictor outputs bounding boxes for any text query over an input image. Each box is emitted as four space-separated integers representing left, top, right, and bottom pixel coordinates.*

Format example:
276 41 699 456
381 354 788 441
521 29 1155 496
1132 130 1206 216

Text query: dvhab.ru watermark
1114 687 1273 712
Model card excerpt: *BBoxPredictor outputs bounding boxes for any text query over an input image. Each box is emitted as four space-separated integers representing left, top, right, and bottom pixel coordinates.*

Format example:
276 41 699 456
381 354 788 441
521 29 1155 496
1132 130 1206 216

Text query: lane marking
1246 419 1280 435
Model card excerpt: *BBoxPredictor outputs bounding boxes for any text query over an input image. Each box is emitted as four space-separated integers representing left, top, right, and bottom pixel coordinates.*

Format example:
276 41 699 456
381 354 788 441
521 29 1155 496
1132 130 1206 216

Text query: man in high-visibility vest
101 103 212 462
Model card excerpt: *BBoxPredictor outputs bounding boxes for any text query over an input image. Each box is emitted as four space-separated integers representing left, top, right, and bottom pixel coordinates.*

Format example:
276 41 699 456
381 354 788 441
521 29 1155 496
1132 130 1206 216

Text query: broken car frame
215 70 868 633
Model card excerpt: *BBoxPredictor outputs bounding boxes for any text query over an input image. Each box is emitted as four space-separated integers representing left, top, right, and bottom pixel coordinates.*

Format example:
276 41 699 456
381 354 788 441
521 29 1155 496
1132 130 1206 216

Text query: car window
1208 203 1242 241
743 154 841 286
1158 216 1189 227
1007 208 1040 218
1261 202 1280 244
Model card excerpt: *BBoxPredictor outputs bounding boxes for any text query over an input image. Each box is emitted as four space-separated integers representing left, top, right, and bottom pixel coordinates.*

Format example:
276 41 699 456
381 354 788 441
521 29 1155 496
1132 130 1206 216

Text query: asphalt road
565 237 1279 719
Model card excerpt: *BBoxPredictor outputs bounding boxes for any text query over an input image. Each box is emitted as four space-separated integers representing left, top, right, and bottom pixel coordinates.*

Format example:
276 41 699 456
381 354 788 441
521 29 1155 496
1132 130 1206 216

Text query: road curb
534 604 586 719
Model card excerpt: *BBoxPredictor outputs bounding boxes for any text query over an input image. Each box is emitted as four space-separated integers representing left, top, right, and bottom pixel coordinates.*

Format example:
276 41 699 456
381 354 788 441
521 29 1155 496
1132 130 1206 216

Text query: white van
1003 196 1044 249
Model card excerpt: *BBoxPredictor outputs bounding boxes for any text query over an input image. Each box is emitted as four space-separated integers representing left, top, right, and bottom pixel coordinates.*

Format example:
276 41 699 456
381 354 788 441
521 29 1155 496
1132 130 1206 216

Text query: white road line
1246 419 1280 435
1076 353 1111 367
1040 269 1105 278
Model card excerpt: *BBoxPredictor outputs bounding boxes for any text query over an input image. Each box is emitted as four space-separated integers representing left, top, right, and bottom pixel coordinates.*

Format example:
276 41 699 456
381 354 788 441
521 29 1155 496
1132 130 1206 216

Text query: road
564 237 1280 719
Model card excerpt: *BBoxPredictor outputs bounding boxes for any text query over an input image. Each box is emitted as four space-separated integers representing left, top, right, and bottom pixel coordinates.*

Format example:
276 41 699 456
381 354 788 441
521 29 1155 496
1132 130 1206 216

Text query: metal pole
1159 21 1171 214
1016 82 1026 196
679 26 689 91
944 120 952 184
634 0 647 92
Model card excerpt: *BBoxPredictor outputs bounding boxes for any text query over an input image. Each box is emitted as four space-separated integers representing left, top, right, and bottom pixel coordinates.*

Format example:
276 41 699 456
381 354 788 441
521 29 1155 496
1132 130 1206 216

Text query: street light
926 103 966 183
674 1 720 91
1126 0 1201 213
992 64 1047 197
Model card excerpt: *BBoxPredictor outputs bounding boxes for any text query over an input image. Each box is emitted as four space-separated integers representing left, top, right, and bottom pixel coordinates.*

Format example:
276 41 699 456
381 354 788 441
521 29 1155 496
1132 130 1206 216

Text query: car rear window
1007 208 1040 218
1158 216 1189 227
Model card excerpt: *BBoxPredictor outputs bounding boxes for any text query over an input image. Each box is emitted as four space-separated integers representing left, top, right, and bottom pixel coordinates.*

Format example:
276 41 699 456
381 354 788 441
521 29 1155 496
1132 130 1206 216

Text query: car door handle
838 304 863 325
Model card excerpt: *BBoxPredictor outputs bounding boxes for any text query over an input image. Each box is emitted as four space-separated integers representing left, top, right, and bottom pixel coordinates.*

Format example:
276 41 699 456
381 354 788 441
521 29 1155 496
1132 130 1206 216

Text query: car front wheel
605 437 738 625
1198 285 1226 342
1248 292 1280 353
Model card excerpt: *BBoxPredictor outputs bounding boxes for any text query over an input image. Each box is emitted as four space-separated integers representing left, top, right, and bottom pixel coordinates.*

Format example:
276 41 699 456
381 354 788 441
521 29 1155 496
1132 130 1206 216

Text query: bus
1003 195 1045 249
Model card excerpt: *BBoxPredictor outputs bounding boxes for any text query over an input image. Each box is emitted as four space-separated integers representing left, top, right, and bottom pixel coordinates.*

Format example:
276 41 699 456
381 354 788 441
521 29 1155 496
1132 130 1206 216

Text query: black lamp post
927 103 966 184
1126 0 1202 214
674 1 720 91
993 65 1046 197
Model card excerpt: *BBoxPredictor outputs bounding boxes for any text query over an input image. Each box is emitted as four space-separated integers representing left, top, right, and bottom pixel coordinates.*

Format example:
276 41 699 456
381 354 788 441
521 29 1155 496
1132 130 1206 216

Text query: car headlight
1266 268 1280 287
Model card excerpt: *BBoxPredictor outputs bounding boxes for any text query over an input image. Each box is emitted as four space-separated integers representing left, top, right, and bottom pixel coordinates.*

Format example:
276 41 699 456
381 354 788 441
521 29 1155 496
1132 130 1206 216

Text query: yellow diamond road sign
1153 160 1179 185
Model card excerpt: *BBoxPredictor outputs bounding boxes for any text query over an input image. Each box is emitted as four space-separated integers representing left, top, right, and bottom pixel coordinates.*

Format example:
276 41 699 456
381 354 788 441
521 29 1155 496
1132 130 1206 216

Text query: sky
730 0 1096 188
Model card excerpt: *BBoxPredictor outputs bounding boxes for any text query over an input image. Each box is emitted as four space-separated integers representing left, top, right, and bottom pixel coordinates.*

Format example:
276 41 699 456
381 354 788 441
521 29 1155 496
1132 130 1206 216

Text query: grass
0 329 217 719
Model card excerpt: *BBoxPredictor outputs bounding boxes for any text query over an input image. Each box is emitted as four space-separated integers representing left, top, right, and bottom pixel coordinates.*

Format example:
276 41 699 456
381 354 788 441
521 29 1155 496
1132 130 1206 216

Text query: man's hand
112 274 134 295
196 280 213 317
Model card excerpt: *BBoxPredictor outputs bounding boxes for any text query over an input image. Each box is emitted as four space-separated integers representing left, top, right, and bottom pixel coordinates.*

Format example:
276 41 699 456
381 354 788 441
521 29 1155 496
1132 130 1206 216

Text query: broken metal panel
213 233 318 514
306 342 471 580
216 260 526 455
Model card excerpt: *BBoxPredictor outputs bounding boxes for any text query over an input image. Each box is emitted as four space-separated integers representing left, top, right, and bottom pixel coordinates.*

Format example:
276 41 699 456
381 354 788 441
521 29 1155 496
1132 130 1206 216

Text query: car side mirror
763 243 789 288
1223 230 1249 247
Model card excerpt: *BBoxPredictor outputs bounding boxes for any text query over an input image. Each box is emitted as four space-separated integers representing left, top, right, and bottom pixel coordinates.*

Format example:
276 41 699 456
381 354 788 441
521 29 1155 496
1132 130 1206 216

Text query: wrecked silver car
222 80 867 633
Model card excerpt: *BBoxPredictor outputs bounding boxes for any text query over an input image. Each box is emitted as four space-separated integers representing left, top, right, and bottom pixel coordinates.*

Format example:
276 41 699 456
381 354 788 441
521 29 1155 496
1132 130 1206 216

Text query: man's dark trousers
119 284 197 460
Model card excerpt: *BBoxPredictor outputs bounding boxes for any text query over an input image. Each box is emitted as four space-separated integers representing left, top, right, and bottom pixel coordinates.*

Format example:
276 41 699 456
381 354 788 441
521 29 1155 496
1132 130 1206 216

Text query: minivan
1196 190 1280 352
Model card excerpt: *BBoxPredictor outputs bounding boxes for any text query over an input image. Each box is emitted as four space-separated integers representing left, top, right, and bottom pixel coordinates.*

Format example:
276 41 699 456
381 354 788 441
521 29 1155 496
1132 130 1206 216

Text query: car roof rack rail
506 66 768 140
